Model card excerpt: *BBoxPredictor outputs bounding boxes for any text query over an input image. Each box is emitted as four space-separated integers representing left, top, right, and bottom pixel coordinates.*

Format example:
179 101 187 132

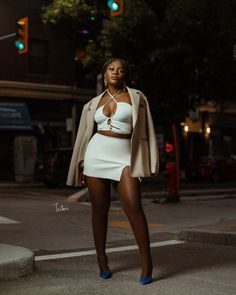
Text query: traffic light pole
158 123 180 204
172 123 180 194
0 32 16 41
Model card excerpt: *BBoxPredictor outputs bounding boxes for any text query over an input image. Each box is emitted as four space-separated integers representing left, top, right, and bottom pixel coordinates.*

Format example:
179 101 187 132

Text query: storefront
0 81 95 181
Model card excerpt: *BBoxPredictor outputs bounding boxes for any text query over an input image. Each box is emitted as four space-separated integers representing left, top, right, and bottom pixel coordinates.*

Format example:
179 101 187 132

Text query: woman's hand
79 172 87 187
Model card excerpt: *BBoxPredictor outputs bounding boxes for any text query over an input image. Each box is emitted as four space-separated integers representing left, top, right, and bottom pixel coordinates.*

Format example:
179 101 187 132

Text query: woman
67 58 159 285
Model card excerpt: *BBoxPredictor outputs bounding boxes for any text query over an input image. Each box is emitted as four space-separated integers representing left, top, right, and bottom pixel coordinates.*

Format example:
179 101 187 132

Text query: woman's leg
86 176 111 272
117 167 152 277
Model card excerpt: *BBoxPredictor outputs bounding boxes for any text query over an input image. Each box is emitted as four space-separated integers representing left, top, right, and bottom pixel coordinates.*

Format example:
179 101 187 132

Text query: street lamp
184 125 189 133
205 126 211 135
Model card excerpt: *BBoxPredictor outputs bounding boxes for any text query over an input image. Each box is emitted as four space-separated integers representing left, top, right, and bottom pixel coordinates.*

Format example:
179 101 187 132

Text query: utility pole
0 33 16 41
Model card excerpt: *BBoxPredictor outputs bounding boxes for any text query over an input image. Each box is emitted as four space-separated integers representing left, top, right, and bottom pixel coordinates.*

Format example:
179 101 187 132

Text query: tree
42 0 106 48
42 0 236 124
164 0 236 105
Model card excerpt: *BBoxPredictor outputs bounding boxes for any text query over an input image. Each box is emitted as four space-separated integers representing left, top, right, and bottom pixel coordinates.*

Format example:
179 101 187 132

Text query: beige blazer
66 87 159 187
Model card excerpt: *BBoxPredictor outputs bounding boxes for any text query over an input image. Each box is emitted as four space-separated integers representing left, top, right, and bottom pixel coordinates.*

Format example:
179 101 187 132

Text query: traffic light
107 0 123 16
15 17 28 54
165 142 174 154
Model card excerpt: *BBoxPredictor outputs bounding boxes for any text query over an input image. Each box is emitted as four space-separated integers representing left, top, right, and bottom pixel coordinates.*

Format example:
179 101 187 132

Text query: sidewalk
0 181 45 188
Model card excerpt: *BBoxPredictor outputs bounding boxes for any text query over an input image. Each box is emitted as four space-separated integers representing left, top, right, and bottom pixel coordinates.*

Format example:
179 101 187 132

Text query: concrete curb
0 182 45 189
0 243 35 280
178 230 236 246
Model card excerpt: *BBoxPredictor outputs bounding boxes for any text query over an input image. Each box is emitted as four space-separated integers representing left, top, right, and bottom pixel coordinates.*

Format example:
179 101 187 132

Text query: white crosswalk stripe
0 216 20 224
35 240 185 261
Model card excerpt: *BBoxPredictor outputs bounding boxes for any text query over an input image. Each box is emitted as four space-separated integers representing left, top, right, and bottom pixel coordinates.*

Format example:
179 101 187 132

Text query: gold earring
104 79 107 87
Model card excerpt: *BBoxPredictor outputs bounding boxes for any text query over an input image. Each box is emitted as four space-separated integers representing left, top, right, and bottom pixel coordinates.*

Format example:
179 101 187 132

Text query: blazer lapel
127 87 140 127
88 90 106 116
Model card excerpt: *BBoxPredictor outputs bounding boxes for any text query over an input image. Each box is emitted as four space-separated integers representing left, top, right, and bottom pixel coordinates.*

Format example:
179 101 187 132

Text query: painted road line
108 220 165 229
35 240 185 261
67 188 88 203
0 216 20 224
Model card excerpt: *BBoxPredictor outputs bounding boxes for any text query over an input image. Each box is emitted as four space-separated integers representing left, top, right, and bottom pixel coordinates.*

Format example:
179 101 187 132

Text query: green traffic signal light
15 40 24 50
107 0 119 11
107 0 123 16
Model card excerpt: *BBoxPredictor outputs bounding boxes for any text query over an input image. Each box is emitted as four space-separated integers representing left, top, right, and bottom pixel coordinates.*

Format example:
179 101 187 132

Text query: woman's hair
102 58 130 83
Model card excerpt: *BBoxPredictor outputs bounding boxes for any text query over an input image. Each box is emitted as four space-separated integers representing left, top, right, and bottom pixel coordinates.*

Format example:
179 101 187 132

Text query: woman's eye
108 67 124 73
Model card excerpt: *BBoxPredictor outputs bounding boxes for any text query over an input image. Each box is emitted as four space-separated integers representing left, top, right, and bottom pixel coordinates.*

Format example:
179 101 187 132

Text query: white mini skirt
84 133 131 181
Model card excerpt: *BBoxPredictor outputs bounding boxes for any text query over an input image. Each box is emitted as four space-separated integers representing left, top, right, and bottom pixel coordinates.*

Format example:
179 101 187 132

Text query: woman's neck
107 84 124 95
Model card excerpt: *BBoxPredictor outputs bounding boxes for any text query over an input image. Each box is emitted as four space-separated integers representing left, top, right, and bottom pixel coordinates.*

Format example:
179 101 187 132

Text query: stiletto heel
139 276 153 285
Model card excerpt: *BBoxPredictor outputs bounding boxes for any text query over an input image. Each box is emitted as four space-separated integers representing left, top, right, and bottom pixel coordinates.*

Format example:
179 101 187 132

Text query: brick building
0 0 95 181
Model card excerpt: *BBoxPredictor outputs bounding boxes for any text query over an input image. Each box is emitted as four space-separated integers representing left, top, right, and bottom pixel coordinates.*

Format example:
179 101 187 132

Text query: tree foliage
42 0 106 47
165 0 236 105
42 0 236 124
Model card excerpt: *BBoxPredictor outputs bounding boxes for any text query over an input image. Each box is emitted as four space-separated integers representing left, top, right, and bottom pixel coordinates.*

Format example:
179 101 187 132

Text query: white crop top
95 96 132 135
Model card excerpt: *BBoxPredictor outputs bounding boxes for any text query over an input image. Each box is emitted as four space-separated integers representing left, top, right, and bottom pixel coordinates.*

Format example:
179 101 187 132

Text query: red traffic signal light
107 0 123 16
15 17 28 54
165 142 174 153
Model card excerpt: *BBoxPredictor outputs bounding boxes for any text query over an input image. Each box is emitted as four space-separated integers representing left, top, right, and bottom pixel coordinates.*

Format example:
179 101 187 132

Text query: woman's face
104 60 126 87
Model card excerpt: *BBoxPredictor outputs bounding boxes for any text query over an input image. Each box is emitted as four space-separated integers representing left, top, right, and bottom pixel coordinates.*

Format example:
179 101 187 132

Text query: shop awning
0 103 33 130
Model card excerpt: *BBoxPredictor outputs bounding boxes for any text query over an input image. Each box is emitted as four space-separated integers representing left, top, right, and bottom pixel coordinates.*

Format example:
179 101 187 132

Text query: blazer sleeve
141 93 159 175
66 103 88 186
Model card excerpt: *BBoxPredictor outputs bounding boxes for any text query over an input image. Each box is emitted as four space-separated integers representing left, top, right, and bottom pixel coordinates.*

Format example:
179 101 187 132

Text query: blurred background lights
206 126 211 134
80 29 89 35
184 125 189 133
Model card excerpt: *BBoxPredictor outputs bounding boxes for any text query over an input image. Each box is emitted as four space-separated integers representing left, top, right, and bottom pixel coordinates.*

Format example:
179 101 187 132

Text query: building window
29 40 48 75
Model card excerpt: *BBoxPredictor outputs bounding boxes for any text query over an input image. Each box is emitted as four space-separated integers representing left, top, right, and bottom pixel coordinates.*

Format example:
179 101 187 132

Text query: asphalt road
0 185 236 294
0 187 236 251
0 242 235 295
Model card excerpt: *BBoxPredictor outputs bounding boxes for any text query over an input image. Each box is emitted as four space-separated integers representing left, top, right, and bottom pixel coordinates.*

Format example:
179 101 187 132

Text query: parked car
35 148 72 188
185 155 236 182
198 155 236 182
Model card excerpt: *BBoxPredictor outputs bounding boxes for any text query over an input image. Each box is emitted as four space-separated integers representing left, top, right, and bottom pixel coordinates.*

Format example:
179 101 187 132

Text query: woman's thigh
117 166 142 213
86 176 111 210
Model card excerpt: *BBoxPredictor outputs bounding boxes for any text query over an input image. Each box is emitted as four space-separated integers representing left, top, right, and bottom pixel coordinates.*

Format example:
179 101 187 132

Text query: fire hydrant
165 161 180 202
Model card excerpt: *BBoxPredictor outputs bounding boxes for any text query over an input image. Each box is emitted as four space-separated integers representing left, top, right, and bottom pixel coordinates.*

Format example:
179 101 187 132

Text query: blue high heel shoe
97 255 112 279
100 271 112 279
139 276 153 285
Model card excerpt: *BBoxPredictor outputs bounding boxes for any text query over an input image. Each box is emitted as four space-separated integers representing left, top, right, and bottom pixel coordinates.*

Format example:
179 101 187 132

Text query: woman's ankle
96 254 110 272
141 256 153 277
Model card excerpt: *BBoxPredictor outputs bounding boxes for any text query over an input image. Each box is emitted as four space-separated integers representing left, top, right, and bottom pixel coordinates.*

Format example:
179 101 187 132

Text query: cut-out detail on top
97 101 132 118
95 102 132 135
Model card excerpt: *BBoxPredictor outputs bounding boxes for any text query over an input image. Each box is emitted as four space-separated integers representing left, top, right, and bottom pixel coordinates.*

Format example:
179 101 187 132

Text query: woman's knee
91 199 110 214
122 199 143 216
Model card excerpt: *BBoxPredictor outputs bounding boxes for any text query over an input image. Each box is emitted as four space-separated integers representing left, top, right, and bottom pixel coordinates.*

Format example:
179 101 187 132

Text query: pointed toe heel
100 271 112 279
139 277 153 285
